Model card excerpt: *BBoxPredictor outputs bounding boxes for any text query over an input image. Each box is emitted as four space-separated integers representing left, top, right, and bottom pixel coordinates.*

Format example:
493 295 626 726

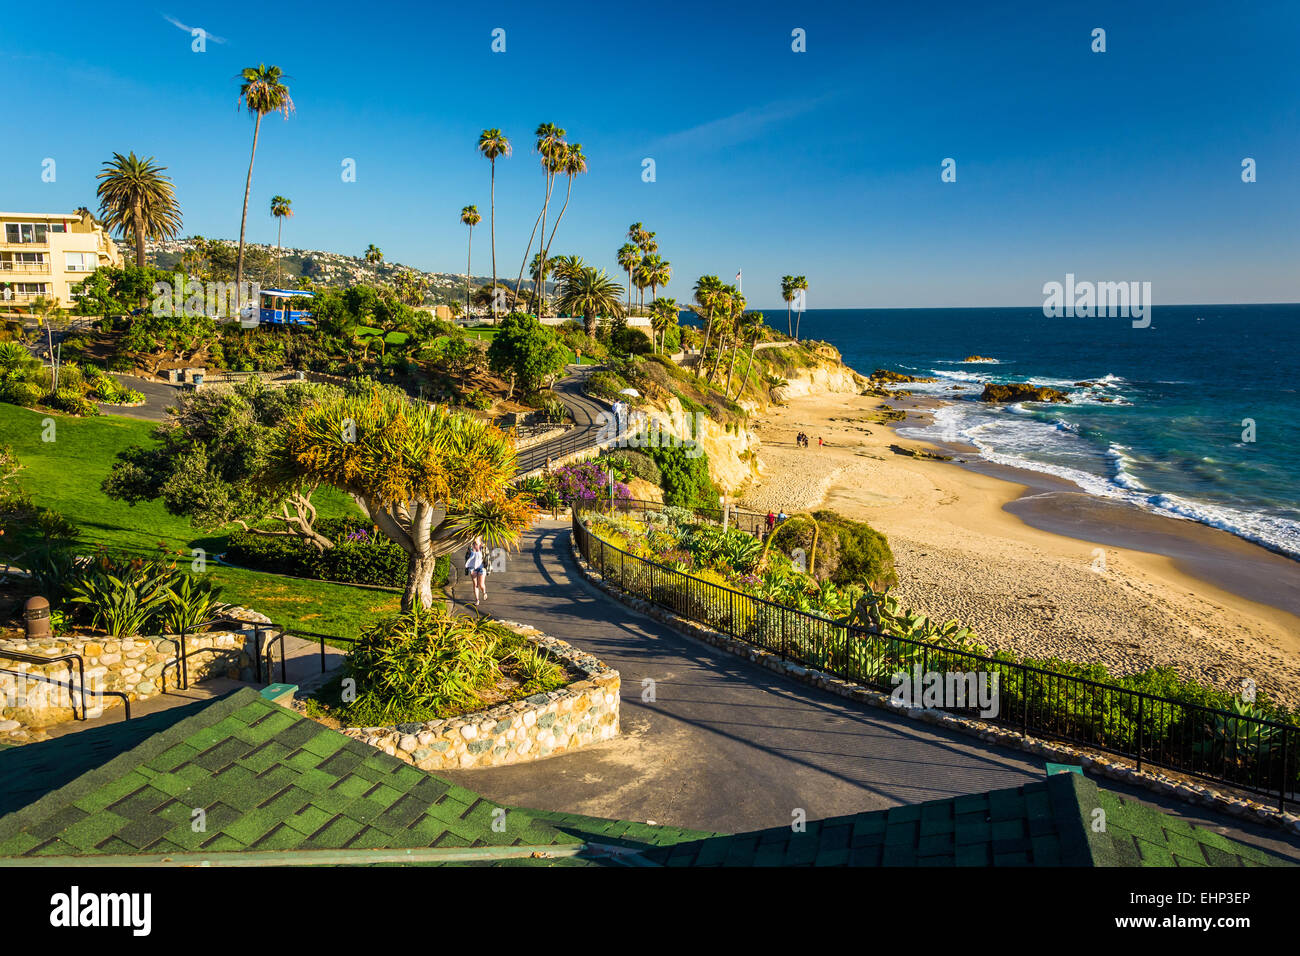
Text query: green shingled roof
0 688 713 864
0 689 1284 867
634 773 1288 868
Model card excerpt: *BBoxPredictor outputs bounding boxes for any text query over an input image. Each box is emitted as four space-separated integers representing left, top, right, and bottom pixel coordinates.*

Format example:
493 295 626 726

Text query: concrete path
443 520 1300 861
444 520 1043 832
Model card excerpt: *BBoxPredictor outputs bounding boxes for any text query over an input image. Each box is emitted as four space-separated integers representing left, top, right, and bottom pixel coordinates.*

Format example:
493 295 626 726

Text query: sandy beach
739 390 1300 707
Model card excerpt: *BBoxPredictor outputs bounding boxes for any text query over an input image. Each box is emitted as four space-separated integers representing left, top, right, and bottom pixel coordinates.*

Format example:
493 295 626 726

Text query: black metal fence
573 506 1297 810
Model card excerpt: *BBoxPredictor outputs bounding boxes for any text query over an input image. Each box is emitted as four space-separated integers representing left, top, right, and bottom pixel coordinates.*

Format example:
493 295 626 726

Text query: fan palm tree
709 285 745 384
476 129 511 321
270 195 292 287
556 266 624 336
459 204 481 316
792 275 809 340
781 275 795 338
513 124 566 307
95 152 183 269
538 143 587 314
616 242 641 314
640 253 670 304
364 244 383 275
235 64 294 293
650 297 679 355
692 274 724 377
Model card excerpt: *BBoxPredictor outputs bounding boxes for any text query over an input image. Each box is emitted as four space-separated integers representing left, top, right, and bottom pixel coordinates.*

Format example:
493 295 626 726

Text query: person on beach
818 436 824 448
464 537 488 605
766 511 776 535
777 510 788 525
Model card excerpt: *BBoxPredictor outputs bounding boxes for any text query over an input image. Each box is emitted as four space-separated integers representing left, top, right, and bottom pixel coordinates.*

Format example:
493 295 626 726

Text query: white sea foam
898 400 1300 558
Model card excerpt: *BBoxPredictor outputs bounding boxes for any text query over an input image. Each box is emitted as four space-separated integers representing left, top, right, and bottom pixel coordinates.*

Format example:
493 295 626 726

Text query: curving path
443 520 1300 860
513 366 613 476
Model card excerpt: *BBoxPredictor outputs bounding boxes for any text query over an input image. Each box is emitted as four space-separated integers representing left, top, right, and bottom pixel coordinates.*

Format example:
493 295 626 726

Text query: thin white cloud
162 13 227 44
648 92 839 153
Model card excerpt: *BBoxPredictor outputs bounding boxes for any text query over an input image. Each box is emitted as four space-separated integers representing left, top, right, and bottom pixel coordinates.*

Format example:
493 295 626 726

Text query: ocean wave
898 401 1300 559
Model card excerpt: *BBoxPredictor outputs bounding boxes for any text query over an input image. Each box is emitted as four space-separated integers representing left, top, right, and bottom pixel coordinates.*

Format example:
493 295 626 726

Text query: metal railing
0 649 131 721
573 505 1298 809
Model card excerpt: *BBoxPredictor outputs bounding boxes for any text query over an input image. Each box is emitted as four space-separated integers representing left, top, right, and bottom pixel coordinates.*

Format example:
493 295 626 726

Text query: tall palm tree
792 275 809 340
235 64 294 293
616 243 641 314
95 152 183 268
460 204 481 316
538 143 587 315
364 244 383 278
556 266 624 336
640 254 670 304
650 296 679 355
270 195 292 287
781 275 795 338
692 274 724 377
709 285 744 384
476 129 511 321
514 124 566 307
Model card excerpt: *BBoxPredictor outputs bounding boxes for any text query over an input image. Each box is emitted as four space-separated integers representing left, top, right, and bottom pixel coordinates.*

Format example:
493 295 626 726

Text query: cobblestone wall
337 622 619 771
0 606 271 732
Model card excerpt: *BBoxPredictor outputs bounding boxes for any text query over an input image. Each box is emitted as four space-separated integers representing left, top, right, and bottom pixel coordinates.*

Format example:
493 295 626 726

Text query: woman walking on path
465 537 488 605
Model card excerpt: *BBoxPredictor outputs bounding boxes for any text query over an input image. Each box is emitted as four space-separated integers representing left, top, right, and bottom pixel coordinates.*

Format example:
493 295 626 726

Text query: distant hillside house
0 211 123 310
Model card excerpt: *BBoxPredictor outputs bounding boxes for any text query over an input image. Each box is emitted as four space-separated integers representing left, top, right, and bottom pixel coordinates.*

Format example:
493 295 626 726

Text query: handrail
0 650 86 719
0 654 132 722
573 505 1298 810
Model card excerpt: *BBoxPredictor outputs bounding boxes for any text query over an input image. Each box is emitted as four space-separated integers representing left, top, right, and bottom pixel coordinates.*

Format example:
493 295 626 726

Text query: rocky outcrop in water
963 355 996 363
870 369 937 384
980 383 1071 404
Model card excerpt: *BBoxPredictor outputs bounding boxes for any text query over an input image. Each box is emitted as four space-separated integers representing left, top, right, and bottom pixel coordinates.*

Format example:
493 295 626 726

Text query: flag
735 270 742 283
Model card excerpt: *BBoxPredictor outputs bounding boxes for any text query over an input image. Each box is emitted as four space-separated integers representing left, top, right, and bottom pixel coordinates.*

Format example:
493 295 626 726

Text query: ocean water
787 305 1300 560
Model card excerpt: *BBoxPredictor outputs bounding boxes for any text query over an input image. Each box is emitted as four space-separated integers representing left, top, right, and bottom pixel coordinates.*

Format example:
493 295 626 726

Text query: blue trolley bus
258 289 315 325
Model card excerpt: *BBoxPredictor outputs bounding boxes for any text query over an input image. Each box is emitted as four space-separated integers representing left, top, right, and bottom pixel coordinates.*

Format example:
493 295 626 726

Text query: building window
4 223 48 244
65 252 93 272
49 223 66 233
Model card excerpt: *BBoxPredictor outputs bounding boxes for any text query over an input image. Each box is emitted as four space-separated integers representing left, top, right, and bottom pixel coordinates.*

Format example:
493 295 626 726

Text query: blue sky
2 0 1296 308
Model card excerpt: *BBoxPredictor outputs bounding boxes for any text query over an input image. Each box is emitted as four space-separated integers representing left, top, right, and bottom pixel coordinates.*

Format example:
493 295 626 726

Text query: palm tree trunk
733 334 758 401
625 269 632 312
539 175 574 316
465 227 473 317
787 303 792 338
515 173 553 307
489 160 497 322
724 336 741 396
697 309 715 377
236 113 262 294
794 311 801 341
276 218 283 288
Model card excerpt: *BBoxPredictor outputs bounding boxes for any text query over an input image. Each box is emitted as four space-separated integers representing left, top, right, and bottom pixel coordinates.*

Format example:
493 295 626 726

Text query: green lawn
0 403 397 637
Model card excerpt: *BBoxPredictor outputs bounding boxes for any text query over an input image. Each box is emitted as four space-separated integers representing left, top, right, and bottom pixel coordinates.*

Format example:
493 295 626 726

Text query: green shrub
225 517 447 588
647 444 719 508
0 380 42 407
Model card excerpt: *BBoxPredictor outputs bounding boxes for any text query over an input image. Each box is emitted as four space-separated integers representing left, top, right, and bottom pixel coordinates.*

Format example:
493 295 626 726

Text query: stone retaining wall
0 606 271 731
333 621 619 771
571 532 1300 837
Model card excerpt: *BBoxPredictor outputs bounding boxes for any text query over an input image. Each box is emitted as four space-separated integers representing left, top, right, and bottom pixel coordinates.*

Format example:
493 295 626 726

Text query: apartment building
0 211 123 310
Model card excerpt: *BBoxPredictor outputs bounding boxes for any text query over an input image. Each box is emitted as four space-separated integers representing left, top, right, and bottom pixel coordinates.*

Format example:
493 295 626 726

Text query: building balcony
0 261 51 274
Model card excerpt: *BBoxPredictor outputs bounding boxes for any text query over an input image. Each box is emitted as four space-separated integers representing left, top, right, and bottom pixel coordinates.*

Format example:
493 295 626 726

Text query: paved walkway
443 520 1300 860
445 520 1043 832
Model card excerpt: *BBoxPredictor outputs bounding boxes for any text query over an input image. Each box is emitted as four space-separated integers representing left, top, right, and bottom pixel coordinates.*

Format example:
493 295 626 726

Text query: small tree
486 313 567 398
103 378 337 551
271 390 533 609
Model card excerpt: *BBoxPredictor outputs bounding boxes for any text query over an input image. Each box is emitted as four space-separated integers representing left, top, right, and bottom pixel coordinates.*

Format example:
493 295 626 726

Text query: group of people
763 510 789 536
795 432 823 449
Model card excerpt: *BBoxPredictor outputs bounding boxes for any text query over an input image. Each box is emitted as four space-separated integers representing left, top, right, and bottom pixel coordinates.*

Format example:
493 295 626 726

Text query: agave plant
69 562 175 639
160 573 225 635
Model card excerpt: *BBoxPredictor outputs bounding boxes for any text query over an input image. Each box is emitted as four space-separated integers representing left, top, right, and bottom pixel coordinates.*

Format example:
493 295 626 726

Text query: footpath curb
569 530 1300 837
